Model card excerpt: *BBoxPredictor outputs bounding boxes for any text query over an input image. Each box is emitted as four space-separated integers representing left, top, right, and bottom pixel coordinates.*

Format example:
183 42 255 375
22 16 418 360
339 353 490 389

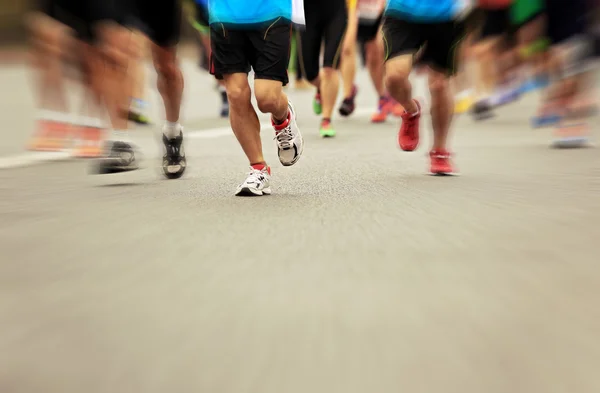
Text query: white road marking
0 108 378 170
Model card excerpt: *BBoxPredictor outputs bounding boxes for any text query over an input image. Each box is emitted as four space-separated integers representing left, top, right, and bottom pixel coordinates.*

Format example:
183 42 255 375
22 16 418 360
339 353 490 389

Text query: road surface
1 59 599 393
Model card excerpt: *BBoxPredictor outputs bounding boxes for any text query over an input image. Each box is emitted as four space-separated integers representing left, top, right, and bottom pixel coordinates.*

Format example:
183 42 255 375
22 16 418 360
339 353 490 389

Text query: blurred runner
92 0 186 178
27 0 103 153
128 32 152 125
339 0 404 122
383 0 471 174
543 0 595 147
188 0 229 117
472 0 519 121
298 0 348 137
209 0 305 196
292 32 311 89
453 15 478 115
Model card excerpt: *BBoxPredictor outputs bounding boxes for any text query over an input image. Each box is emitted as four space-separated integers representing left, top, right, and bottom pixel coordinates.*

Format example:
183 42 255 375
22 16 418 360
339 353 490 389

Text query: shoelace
274 125 293 149
246 168 266 184
164 138 183 160
404 114 419 138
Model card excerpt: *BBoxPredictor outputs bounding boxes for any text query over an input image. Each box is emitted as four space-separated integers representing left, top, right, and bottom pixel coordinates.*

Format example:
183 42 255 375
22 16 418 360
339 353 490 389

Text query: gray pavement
1 61 600 393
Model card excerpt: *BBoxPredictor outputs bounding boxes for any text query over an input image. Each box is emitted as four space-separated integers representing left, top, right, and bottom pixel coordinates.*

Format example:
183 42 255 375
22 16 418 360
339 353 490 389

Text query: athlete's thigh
323 8 348 68
422 21 467 75
135 0 181 47
248 20 292 85
210 25 252 79
382 16 424 62
298 14 324 80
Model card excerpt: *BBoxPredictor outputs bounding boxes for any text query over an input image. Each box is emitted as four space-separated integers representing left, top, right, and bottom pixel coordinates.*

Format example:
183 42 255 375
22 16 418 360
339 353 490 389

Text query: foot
551 122 591 148
92 140 139 174
162 131 186 179
235 165 272 196
313 92 322 115
339 85 358 117
273 101 304 166
219 90 229 118
472 100 495 121
128 110 151 125
319 119 336 138
371 96 391 123
398 99 421 151
429 149 454 175
220 101 230 118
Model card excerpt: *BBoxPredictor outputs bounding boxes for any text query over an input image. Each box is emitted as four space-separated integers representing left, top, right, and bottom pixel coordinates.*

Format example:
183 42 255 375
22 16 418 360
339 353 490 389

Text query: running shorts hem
382 16 465 75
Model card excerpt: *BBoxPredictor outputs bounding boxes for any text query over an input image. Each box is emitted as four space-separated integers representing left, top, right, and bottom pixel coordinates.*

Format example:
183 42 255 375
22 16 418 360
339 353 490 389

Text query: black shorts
195 2 209 28
382 16 466 75
545 0 588 45
298 2 348 81
357 14 383 43
210 19 293 85
120 0 181 47
38 0 96 42
478 8 516 46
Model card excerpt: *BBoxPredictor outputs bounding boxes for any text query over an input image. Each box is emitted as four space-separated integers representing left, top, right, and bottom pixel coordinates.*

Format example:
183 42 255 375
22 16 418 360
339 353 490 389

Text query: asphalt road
1 59 599 393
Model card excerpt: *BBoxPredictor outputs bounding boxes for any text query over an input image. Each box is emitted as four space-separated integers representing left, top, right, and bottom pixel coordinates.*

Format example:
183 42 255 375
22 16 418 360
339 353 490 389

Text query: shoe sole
551 138 590 149
162 157 187 179
235 187 272 196
278 101 304 167
93 165 139 175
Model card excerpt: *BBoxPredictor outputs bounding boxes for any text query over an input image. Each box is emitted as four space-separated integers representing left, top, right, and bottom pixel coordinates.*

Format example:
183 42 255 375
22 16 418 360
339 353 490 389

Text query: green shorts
511 0 544 27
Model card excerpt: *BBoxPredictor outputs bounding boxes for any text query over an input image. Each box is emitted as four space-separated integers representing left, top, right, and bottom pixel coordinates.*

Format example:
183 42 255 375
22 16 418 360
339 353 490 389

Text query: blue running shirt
209 0 305 26
385 0 472 22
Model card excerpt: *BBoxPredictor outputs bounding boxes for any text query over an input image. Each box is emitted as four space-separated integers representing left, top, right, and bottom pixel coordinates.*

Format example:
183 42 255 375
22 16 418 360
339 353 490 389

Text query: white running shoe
235 166 272 196
273 100 304 166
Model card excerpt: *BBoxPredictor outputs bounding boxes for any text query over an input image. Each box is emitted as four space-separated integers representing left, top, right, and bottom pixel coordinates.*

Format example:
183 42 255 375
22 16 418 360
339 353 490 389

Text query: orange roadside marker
72 125 104 158
27 120 71 151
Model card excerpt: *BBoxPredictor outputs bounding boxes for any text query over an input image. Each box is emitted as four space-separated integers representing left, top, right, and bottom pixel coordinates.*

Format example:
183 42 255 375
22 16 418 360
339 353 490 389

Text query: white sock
163 121 182 139
110 129 129 142
38 109 67 122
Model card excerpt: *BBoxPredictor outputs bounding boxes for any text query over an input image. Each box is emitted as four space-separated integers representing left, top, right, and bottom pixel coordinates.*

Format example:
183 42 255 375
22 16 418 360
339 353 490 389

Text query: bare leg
320 67 340 119
429 70 453 150
340 10 358 99
385 55 418 114
365 34 385 97
224 73 264 165
152 45 183 123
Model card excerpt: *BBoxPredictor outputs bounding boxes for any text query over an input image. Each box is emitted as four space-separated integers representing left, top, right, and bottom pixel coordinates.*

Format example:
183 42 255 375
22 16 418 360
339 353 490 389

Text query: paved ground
1 58 599 393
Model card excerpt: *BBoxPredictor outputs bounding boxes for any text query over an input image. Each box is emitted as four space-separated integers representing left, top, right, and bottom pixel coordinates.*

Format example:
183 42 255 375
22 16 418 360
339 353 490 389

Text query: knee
342 43 354 60
428 74 449 96
155 59 180 81
255 89 280 114
473 43 491 60
226 81 251 107
385 66 410 90
321 67 337 79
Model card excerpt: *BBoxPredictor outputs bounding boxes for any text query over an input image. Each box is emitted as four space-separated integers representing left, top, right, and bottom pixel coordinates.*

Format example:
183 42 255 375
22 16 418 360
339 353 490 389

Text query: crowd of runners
27 0 599 195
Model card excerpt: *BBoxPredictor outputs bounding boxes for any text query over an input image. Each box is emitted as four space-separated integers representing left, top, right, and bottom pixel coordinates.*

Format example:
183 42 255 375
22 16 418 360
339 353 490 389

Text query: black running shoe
339 85 358 117
128 110 151 125
220 91 229 118
472 101 495 121
93 141 139 174
162 132 186 179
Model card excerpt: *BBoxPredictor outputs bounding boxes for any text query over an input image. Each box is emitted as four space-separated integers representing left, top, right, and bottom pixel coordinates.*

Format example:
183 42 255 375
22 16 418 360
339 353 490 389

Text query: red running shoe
398 99 421 151
429 149 454 175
